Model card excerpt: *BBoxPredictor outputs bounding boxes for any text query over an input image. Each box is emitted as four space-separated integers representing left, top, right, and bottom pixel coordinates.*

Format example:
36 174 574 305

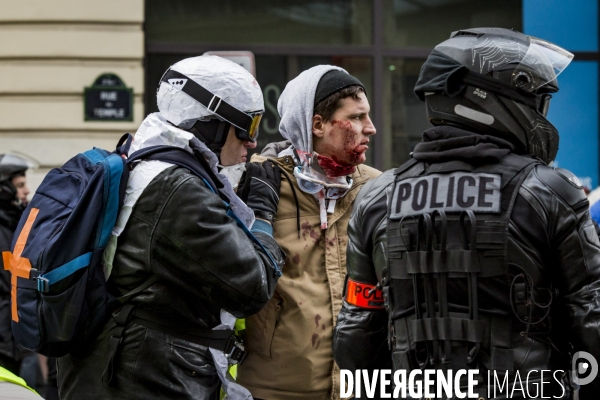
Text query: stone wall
0 0 145 193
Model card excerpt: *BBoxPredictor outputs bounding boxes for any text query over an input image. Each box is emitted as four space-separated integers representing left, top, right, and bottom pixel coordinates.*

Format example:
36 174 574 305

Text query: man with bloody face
236 66 380 399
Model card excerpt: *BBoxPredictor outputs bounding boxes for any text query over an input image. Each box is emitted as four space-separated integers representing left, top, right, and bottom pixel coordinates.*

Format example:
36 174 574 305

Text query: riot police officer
333 28 600 399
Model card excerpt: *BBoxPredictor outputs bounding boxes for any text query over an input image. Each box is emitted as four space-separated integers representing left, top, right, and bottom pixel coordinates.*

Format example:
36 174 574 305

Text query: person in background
0 156 51 397
0 154 30 374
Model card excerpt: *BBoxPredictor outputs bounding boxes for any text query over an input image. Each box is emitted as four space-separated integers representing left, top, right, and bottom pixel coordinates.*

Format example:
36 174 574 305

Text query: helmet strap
161 69 254 133
187 119 231 157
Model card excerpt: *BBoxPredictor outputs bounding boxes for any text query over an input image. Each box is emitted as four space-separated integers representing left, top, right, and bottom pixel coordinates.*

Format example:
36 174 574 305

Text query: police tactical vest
384 153 541 377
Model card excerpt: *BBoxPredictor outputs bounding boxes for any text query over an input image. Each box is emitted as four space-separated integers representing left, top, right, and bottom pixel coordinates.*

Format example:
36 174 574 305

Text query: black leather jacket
333 126 600 399
58 165 285 400
0 202 23 373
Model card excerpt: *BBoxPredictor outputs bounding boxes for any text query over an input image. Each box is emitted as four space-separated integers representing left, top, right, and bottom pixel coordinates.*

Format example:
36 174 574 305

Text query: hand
238 162 281 223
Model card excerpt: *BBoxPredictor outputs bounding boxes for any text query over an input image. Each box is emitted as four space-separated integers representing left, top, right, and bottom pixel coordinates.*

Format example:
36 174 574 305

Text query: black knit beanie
314 70 365 108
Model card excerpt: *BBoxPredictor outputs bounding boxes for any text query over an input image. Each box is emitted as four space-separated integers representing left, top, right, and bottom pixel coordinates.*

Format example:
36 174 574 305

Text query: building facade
0 0 144 190
1 0 598 192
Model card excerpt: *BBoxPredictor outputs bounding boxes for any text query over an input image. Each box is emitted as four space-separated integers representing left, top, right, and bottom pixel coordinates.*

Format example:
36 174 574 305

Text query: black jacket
0 202 23 373
58 165 285 400
333 126 600 399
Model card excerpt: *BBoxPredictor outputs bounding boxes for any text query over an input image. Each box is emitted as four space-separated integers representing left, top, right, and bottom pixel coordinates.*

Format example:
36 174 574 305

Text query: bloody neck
316 154 356 177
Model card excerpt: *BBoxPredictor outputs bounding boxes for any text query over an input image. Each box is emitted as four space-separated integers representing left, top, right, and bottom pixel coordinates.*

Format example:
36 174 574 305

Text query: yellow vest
0 366 38 394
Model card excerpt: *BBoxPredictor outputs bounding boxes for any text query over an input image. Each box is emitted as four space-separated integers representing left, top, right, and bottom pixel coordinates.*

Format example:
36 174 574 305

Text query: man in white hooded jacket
57 56 285 400
237 66 380 399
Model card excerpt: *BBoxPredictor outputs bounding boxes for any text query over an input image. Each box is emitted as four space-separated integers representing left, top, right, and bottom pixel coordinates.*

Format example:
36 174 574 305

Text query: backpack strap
116 275 159 304
128 145 225 199
102 303 135 386
103 276 159 386
115 133 134 156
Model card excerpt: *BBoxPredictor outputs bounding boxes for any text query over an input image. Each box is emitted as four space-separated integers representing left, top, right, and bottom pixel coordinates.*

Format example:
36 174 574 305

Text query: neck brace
293 149 354 189
292 148 354 230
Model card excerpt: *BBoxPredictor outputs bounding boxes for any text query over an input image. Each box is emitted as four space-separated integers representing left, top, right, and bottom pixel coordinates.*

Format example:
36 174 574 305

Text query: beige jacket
237 151 380 400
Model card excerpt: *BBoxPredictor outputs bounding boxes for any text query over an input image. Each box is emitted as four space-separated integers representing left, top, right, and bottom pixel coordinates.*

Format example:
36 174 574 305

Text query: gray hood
277 65 346 154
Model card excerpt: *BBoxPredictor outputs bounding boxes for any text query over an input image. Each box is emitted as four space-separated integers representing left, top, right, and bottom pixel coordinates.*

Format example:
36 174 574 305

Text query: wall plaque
84 74 133 121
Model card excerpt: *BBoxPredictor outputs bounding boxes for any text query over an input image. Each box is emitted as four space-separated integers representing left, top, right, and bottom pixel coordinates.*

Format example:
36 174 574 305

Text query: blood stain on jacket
315 314 322 327
325 236 337 253
301 221 311 240
292 253 300 264
311 333 321 349
310 229 321 245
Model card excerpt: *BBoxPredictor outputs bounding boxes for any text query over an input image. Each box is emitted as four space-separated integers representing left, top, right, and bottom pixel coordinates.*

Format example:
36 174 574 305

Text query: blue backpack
2 134 220 356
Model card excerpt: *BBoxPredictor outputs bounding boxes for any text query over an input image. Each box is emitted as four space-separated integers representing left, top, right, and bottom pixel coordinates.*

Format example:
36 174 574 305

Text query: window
384 0 522 48
146 0 523 170
146 0 372 46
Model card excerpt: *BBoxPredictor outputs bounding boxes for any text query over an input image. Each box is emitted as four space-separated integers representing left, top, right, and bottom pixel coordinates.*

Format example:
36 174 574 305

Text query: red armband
345 278 384 309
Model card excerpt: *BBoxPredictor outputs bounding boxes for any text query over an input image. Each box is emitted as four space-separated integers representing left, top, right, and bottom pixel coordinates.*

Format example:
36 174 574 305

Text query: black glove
238 161 282 224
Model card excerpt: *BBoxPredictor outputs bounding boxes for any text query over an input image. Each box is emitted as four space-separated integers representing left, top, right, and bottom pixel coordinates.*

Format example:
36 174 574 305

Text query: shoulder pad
534 165 587 208
555 168 584 189
355 169 395 207
394 158 424 177
371 169 396 190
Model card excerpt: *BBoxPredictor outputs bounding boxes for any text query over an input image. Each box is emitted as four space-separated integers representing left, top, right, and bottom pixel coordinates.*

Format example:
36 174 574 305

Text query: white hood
157 55 264 128
129 112 255 228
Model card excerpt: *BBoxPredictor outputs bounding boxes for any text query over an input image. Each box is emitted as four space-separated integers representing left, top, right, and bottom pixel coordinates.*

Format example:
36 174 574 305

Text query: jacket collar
413 125 515 164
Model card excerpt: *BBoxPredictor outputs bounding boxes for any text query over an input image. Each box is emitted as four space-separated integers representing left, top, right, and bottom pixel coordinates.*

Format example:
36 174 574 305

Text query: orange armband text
345 278 384 309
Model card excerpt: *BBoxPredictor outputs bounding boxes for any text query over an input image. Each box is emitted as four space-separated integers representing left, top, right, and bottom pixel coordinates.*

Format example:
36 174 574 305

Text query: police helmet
157 55 264 155
414 27 573 164
0 154 29 205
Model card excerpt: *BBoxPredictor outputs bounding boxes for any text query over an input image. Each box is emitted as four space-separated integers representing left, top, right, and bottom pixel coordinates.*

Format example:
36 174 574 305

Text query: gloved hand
238 161 282 224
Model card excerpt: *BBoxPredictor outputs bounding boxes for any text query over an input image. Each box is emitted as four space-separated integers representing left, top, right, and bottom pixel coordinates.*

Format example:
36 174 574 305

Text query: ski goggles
294 166 353 199
234 111 263 142
161 69 263 142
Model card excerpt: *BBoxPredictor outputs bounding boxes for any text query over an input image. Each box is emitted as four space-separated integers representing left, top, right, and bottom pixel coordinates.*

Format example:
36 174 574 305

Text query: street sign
84 73 133 121
203 51 256 76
